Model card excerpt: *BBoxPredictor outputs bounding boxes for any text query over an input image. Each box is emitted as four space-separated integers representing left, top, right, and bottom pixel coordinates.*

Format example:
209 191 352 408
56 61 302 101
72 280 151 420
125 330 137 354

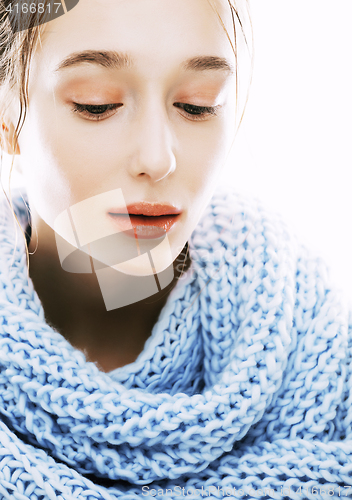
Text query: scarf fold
0 186 351 499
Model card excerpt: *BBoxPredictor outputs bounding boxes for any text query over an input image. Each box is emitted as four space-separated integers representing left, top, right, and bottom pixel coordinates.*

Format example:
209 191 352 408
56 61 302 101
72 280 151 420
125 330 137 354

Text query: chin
112 241 175 278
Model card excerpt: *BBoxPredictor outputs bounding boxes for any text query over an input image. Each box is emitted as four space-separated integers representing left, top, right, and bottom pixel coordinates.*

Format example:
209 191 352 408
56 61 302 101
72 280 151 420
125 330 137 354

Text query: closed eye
71 102 220 122
174 103 221 121
72 103 123 121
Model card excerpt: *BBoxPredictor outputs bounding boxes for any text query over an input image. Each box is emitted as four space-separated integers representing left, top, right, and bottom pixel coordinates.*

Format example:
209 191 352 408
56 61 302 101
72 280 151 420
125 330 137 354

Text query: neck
27 216 191 372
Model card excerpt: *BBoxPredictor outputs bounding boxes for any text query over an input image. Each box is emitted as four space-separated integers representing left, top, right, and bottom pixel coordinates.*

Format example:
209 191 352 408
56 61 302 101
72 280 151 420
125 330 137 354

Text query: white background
220 0 352 306
2 0 352 305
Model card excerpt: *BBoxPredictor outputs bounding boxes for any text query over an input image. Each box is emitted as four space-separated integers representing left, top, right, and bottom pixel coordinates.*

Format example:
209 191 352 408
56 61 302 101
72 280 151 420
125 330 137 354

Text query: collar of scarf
0 186 350 499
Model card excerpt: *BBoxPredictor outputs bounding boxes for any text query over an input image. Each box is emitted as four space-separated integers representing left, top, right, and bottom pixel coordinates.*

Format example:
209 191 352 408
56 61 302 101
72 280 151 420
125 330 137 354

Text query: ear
0 121 21 155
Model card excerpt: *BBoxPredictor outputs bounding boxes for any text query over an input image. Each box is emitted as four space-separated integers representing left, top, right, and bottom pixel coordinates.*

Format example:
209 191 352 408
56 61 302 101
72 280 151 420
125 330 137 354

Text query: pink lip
107 202 182 239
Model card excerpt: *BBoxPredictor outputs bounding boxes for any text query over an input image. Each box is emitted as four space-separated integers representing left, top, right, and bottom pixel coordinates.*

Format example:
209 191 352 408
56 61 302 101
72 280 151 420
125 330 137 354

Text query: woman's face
16 0 237 275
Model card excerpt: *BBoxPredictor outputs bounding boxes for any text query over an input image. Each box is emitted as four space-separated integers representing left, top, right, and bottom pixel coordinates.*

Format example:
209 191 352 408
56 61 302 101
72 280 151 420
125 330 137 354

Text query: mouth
107 202 182 239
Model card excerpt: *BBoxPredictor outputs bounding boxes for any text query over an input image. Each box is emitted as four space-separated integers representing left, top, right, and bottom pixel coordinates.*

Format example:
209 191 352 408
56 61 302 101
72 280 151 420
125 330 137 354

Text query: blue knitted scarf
0 186 351 500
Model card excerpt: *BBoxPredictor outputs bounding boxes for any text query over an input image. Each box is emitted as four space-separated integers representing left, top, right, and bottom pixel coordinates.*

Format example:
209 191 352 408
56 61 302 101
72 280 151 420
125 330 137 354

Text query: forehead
37 0 236 75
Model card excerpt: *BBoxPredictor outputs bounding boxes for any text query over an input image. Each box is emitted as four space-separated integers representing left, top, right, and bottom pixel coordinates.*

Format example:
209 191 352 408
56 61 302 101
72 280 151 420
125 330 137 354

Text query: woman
0 0 351 498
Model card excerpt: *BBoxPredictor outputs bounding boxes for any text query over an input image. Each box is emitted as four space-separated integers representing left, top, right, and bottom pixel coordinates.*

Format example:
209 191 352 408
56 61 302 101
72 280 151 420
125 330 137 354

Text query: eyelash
72 102 220 121
174 103 220 121
72 103 122 121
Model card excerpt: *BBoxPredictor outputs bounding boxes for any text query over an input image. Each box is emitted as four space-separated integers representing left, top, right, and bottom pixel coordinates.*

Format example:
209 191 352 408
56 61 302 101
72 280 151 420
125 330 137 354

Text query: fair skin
8 0 238 372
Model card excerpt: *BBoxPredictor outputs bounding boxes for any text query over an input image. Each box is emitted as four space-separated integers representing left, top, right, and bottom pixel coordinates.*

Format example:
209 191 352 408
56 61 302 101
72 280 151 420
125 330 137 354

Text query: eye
72 103 123 121
174 103 220 121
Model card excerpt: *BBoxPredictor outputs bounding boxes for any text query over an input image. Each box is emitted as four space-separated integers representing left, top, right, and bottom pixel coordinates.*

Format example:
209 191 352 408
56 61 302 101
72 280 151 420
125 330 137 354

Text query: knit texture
0 185 351 500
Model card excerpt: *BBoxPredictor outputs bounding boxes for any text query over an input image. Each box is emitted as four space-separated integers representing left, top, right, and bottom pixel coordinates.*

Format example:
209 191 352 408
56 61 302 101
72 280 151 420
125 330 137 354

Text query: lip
107 202 182 239
109 202 182 216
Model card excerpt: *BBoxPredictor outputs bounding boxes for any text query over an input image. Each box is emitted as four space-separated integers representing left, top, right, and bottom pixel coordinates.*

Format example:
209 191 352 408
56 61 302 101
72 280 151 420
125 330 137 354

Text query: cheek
18 97 120 227
179 116 235 196
18 103 92 228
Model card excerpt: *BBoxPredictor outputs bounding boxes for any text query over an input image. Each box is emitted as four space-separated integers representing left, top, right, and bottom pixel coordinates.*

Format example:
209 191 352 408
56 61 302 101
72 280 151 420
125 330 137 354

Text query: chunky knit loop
0 186 351 499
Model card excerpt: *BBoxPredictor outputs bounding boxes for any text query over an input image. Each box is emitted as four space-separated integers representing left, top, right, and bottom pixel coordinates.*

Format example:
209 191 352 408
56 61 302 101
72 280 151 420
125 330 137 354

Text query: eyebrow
54 50 234 74
55 50 132 71
182 55 234 73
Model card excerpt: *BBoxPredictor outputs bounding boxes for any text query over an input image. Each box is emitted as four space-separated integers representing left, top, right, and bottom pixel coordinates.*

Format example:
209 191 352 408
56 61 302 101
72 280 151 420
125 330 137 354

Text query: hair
0 0 54 274
0 0 253 278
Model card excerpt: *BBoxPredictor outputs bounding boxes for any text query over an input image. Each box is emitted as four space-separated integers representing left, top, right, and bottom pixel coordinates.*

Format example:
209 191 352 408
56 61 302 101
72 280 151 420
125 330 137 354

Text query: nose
129 100 176 183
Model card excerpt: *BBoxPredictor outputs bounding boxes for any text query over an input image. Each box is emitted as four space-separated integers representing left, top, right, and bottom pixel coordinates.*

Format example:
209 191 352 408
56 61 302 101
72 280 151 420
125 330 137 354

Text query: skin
7 0 238 372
